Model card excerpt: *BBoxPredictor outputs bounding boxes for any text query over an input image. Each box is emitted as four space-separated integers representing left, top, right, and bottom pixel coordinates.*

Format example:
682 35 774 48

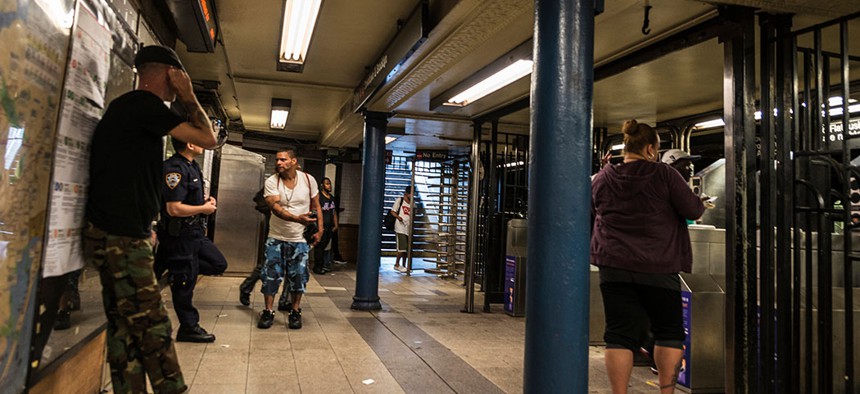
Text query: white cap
661 149 700 164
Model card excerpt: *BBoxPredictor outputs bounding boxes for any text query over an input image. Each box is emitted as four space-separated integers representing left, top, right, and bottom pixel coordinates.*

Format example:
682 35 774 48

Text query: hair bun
622 120 640 135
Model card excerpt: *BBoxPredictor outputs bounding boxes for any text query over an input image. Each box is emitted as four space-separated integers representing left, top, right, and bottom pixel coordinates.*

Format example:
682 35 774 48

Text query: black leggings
600 281 685 352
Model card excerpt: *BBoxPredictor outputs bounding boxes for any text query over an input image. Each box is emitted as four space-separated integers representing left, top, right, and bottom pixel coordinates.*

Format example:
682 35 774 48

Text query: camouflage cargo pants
83 222 186 394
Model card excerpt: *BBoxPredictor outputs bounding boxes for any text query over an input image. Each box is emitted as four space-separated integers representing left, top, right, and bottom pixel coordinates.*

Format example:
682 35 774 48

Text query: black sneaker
239 291 251 306
176 325 216 343
257 310 275 329
277 301 291 311
288 309 302 329
54 310 71 330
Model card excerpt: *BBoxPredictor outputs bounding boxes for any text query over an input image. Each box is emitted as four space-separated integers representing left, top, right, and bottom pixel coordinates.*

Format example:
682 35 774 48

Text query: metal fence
757 11 859 393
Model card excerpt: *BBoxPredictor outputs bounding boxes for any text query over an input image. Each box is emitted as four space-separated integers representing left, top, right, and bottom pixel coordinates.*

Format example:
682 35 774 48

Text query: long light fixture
430 39 533 112
824 96 859 116
446 59 533 106
278 0 323 72
827 104 860 117
693 118 725 129
270 98 291 129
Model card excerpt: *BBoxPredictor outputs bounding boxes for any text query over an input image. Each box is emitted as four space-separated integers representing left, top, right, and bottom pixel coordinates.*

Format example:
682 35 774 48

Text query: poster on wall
0 0 74 389
42 4 112 278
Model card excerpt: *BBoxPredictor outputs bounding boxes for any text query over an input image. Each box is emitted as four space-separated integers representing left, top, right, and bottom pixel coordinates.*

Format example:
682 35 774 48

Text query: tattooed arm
166 68 217 149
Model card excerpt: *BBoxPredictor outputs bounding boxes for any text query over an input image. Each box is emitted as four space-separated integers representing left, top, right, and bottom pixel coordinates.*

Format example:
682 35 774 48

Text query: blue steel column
351 111 389 310
524 0 594 392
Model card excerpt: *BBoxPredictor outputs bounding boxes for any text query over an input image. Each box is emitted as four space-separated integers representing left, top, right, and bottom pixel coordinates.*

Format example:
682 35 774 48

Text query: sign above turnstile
826 118 860 142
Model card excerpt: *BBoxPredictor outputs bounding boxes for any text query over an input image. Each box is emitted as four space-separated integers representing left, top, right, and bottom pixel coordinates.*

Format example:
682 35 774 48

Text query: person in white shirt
256 147 323 330
390 186 413 272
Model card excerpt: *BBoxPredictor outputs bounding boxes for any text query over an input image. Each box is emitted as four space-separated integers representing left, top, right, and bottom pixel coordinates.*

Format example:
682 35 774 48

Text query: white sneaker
394 265 407 273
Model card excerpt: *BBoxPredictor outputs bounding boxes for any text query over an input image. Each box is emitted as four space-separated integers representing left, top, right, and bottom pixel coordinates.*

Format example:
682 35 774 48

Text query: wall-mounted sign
416 150 451 161
827 118 860 142
44 5 112 278
352 1 428 113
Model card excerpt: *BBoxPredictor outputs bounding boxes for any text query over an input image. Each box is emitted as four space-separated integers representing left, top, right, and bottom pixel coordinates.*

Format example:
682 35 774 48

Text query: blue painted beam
524 0 594 392
351 111 389 311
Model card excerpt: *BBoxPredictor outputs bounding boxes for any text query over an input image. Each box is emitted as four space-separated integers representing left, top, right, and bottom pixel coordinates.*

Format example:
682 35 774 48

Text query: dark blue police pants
157 231 227 328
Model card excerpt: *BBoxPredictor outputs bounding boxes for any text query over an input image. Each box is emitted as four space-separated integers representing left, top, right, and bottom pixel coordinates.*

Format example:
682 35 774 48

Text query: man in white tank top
256 147 323 330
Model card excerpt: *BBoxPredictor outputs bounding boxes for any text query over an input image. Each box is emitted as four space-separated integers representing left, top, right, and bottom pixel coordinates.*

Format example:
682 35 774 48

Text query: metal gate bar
786 12 858 393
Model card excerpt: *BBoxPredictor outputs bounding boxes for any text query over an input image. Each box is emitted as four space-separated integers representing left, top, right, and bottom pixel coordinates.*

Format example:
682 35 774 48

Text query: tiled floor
155 259 662 393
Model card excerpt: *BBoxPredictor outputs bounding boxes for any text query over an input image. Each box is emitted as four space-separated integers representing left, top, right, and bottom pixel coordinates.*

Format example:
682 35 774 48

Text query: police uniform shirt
161 153 205 221
86 91 184 238
264 171 318 243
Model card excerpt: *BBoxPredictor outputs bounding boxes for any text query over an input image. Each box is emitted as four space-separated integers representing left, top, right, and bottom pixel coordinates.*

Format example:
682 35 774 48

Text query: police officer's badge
165 172 182 189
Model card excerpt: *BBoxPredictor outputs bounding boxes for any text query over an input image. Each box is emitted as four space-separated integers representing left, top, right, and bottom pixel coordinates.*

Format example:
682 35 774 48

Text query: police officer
155 137 227 343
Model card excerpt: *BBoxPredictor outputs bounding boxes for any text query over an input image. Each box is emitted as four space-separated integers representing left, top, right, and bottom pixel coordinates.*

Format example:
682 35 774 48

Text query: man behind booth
155 137 228 343
660 148 700 183
257 147 323 330
84 45 216 394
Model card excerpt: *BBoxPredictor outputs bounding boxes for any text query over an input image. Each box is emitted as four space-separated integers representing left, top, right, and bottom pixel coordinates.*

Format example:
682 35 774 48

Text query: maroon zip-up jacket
591 160 705 274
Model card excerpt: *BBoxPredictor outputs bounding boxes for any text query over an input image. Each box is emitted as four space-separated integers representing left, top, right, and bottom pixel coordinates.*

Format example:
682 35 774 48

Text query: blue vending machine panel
504 256 516 313
678 290 692 389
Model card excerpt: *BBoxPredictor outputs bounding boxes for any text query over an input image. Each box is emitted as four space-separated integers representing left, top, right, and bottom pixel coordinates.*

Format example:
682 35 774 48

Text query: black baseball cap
134 45 185 70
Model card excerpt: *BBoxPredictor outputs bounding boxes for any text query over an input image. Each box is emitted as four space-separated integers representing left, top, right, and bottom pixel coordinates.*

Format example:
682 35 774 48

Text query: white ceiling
176 0 860 151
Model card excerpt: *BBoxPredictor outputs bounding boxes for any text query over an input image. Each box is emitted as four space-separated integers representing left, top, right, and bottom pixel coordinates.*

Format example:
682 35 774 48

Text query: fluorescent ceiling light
499 161 525 168
270 98 291 129
270 110 289 129
824 96 859 116
279 0 322 68
827 104 860 117
693 98 856 130
828 96 857 107
446 59 533 106
385 136 398 144
693 118 725 130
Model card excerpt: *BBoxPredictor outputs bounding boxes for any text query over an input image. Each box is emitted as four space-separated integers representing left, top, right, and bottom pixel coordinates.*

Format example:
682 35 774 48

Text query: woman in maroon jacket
591 120 705 394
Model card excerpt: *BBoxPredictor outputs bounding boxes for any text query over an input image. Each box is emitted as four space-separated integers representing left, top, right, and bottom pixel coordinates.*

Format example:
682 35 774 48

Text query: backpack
384 197 403 231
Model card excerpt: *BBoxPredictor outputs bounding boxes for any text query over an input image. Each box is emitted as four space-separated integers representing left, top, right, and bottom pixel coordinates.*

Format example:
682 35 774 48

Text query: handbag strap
305 172 312 212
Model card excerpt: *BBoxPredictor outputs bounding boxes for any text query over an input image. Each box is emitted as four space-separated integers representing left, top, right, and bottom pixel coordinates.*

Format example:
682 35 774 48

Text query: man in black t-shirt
312 177 339 274
155 137 227 343
83 45 216 394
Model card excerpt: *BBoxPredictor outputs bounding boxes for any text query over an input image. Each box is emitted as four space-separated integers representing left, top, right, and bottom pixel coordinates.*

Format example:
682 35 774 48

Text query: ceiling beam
473 10 732 122
594 11 731 81
474 97 530 123
232 74 354 92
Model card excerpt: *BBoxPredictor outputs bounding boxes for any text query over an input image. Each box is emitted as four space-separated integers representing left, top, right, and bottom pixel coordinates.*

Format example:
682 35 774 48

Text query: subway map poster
0 0 72 390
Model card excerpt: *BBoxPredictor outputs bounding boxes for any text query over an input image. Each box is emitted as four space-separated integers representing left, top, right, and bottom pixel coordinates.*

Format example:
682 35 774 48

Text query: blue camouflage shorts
261 239 309 295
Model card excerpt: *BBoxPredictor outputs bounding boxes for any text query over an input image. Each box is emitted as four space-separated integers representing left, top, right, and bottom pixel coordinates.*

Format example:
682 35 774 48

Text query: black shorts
598 267 685 352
